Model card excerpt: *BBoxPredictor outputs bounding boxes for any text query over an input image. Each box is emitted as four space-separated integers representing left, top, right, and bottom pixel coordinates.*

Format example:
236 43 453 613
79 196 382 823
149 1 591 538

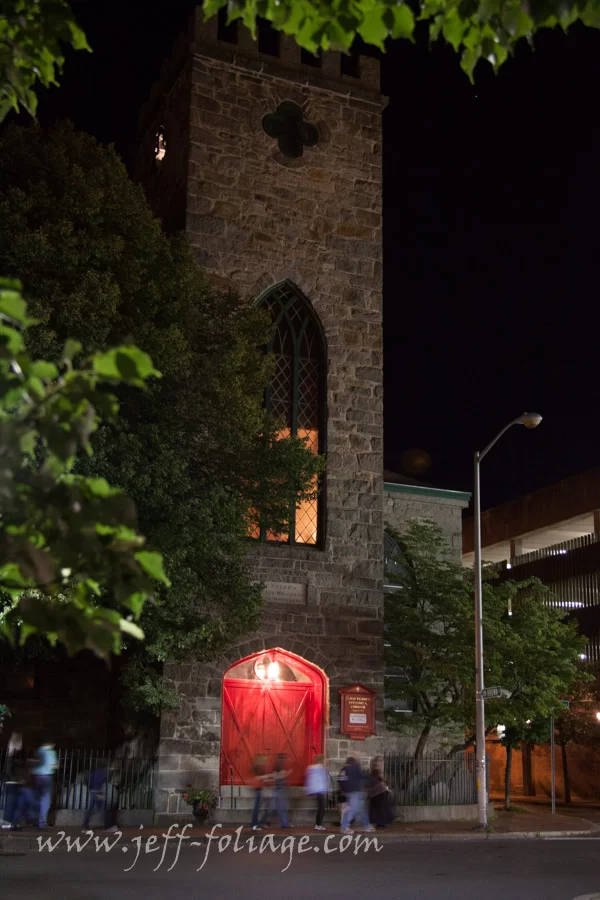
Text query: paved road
3 833 600 899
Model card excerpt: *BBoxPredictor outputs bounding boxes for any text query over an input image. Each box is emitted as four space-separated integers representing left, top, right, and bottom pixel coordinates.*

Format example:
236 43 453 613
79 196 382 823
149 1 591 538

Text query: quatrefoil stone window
262 102 319 159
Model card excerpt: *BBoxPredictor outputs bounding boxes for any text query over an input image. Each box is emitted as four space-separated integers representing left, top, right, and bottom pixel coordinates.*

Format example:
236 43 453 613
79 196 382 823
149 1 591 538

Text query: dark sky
21 1 600 510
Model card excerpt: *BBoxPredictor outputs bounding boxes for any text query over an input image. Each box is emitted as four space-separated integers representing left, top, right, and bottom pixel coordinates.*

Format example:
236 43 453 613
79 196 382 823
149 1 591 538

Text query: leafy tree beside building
385 519 584 810
0 123 322 713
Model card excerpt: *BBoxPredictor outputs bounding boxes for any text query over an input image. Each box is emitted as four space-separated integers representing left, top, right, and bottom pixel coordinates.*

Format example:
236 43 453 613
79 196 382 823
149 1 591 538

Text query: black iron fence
383 753 485 806
0 749 155 811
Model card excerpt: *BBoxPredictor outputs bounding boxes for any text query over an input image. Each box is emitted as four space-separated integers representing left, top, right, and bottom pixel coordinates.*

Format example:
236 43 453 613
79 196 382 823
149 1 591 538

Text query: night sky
15 1 600 510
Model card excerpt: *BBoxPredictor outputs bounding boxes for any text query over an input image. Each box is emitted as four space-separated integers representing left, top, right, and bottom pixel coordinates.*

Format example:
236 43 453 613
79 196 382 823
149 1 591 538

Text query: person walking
82 758 111 831
304 755 329 830
366 756 394 828
8 755 37 831
32 736 57 829
267 753 291 829
1 732 23 828
338 756 373 835
250 754 267 831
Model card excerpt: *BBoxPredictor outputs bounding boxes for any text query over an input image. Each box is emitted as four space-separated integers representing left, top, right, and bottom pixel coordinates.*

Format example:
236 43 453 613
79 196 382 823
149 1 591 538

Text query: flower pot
192 801 210 823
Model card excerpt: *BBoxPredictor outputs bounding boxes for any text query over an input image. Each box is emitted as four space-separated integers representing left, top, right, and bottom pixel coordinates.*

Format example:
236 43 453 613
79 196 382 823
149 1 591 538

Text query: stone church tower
137 9 386 823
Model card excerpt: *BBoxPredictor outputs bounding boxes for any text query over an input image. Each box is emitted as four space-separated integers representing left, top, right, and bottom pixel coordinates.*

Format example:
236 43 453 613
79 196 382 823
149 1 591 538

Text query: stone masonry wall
157 609 384 821
139 12 386 823
384 487 470 559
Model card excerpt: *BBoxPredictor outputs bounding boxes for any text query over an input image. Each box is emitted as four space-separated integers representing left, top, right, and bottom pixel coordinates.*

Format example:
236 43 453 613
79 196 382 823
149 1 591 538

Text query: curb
1 828 599 854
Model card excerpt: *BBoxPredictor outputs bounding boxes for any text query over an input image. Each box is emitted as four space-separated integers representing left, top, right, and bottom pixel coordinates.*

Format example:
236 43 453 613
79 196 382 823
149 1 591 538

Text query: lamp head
517 412 542 430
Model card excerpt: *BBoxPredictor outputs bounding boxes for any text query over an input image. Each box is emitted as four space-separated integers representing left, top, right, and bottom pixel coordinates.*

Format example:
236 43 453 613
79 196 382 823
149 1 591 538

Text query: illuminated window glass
154 127 166 162
253 281 326 546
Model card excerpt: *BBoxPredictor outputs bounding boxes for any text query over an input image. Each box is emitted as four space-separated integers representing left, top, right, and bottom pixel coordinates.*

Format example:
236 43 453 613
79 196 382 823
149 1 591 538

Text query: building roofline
384 482 472 502
462 466 600 556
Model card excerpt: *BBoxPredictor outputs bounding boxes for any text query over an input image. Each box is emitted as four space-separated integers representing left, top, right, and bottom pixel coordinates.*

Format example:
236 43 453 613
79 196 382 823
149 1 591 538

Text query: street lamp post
473 411 542 829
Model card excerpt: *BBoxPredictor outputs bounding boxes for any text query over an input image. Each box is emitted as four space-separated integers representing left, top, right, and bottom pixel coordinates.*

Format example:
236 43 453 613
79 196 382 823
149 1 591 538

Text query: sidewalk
2 805 599 853
491 795 600 824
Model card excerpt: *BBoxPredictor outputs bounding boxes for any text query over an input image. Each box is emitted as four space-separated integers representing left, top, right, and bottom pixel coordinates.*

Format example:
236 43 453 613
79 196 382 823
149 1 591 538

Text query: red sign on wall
339 684 376 741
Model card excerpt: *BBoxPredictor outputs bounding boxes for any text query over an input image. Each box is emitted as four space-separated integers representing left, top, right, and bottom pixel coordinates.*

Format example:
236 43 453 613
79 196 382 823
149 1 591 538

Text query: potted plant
181 786 218 823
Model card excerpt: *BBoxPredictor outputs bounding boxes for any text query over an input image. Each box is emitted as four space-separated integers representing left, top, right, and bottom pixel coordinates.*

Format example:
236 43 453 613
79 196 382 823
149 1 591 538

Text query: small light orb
401 448 432 477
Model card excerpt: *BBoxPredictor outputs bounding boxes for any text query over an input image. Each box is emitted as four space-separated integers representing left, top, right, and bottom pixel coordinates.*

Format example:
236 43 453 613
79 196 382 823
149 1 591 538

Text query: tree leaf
62 338 82 363
358 8 389 48
29 360 58 382
93 346 161 385
120 619 145 641
135 550 171 586
0 289 37 327
390 4 415 40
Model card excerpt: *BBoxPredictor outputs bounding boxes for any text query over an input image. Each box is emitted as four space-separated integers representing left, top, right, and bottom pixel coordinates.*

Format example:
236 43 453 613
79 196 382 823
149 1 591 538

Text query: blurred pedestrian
1 732 23 828
33 736 57 829
367 757 394 828
250 754 267 831
8 755 37 831
338 756 373 834
82 758 112 832
262 753 291 828
304 755 329 830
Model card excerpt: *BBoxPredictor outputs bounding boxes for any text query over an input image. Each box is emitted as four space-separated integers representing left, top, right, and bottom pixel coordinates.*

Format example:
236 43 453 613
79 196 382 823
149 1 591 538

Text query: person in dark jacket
8 756 37 830
338 757 373 834
261 753 291 828
367 757 394 828
82 759 111 831
1 732 23 828
250 754 267 831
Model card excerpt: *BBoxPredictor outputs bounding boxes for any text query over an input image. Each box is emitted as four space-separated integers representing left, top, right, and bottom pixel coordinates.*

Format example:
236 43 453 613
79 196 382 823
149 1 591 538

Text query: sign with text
258 581 307 605
482 686 511 700
339 684 376 741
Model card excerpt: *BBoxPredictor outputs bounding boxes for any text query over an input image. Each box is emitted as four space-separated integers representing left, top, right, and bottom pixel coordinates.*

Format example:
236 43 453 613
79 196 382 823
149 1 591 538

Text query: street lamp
473 411 542 829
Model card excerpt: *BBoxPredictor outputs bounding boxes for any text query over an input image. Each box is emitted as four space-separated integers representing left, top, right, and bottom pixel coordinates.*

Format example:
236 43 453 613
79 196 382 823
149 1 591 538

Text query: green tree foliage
555 667 600 802
204 0 600 80
0 0 89 121
385 520 482 757
0 279 169 660
0 122 322 713
385 520 584 782
491 584 583 808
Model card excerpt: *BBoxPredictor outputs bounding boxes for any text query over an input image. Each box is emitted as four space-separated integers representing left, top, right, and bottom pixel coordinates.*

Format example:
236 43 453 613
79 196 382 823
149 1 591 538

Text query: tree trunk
561 742 571 804
504 744 513 811
414 725 431 759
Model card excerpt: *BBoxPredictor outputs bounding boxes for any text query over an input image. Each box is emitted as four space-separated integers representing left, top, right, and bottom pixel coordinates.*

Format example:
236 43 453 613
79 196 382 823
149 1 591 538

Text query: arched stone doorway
220 648 327 786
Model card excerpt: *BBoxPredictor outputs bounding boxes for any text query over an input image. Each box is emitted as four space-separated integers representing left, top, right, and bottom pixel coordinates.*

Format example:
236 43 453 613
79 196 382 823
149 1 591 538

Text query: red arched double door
220 648 326 786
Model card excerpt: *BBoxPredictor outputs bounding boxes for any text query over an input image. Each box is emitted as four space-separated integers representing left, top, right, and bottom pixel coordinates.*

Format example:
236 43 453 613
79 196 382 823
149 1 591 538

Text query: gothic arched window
255 281 326 546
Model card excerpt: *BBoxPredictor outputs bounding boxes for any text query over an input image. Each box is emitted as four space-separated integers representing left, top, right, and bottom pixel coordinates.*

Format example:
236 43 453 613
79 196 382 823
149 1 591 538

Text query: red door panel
221 679 316 786
264 682 311 785
221 681 267 785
